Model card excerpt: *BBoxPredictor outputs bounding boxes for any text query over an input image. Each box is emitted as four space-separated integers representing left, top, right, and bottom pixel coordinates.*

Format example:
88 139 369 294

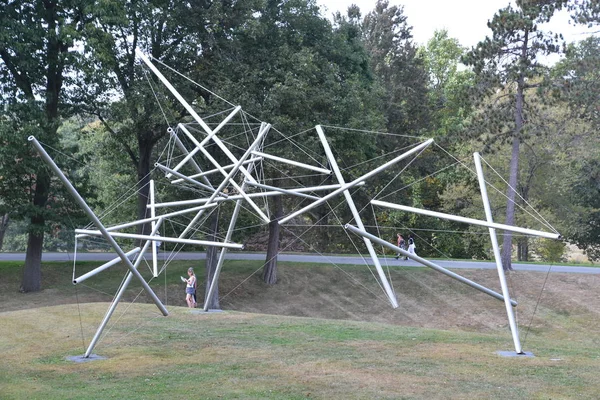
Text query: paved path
1 252 597 274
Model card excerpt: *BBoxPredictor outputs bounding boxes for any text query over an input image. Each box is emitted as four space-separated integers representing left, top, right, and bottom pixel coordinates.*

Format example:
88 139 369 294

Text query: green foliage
535 238 566 263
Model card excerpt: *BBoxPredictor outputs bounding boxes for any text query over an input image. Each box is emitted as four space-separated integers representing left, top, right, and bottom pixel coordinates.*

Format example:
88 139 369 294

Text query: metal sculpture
30 51 561 358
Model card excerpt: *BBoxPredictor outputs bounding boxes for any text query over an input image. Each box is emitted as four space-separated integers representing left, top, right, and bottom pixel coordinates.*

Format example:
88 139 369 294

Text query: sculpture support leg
474 152 523 354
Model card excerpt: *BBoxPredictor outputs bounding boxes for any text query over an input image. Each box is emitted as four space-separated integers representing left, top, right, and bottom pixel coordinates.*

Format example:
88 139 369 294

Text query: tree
214 0 384 283
362 0 429 137
79 0 256 235
462 0 567 270
548 37 600 260
0 0 87 292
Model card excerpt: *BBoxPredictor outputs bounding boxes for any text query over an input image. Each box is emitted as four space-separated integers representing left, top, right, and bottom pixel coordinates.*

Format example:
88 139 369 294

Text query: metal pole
169 128 212 187
166 107 241 178
136 49 259 186
177 124 270 237
179 124 269 221
149 183 365 208
344 224 517 306
371 200 561 240
279 138 434 225
171 158 262 184
75 202 218 238
73 230 244 249
73 247 141 284
150 180 158 277
474 152 523 353
243 181 320 200
316 125 398 308
29 136 169 318
251 151 331 174
155 162 218 192
83 218 164 357
203 160 260 310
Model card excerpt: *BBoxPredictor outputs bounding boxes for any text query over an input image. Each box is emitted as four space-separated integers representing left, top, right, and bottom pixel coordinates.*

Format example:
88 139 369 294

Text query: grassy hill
1 259 599 399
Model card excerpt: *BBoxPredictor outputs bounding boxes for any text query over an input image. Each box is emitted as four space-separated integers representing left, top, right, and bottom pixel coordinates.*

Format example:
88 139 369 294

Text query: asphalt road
1 252 597 274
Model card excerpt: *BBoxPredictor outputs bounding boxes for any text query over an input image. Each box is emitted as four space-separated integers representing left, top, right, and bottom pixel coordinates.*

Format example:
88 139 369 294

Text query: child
395 233 406 260
183 267 197 308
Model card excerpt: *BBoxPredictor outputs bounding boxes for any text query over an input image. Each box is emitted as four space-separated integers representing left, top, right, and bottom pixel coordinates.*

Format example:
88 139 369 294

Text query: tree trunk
517 237 528 261
501 26 529 271
0 214 9 251
21 171 51 292
500 133 521 271
136 139 153 238
204 208 220 309
262 195 283 285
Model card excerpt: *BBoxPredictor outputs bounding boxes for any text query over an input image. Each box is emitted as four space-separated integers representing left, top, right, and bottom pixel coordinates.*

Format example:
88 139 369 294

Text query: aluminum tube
279 138 434 225
344 224 518 306
251 151 331 174
156 163 217 192
169 129 212 186
136 49 257 185
149 183 365 208
180 124 268 221
29 136 169 318
74 230 244 249
75 202 218 238
167 107 241 178
244 181 320 200
371 200 561 240
177 121 260 186
474 152 522 353
136 50 213 135
203 159 261 310
73 247 141 284
171 158 262 183
178 123 270 237
84 218 164 357
150 180 158 278
316 125 398 308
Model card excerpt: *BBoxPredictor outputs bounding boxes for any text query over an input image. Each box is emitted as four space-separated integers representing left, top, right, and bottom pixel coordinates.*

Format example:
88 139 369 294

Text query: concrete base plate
190 309 223 314
497 351 534 358
66 354 107 363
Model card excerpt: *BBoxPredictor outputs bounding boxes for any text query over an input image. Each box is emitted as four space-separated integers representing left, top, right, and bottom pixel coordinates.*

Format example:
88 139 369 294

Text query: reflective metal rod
316 125 398 308
84 218 164 357
29 136 169 318
251 151 331 174
344 224 518 306
75 202 218 238
244 181 320 200
149 183 365 208
171 158 262 183
73 248 141 284
74 230 244 249
166 107 241 178
279 139 434 225
371 200 561 240
474 152 522 353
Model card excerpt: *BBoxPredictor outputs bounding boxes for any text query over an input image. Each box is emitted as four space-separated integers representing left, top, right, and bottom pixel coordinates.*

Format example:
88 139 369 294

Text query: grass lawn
1 259 599 399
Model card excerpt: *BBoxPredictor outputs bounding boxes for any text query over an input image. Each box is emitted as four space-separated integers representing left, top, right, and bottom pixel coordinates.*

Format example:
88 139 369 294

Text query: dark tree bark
262 195 283 284
21 170 51 292
0 214 9 250
137 137 153 237
517 238 529 261
204 208 220 309
500 29 529 272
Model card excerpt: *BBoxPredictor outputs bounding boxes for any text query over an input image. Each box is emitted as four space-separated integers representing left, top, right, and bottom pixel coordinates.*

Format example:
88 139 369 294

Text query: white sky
318 0 594 50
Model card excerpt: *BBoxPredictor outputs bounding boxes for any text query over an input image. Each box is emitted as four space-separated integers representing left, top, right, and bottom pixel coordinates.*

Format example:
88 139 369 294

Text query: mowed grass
1 259 599 399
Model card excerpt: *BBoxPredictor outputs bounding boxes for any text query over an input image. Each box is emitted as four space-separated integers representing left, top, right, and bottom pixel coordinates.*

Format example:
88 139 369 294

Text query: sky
317 0 594 51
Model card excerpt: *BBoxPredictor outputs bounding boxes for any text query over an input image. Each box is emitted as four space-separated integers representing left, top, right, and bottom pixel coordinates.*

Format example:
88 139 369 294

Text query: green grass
1 258 599 399
1 304 599 399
